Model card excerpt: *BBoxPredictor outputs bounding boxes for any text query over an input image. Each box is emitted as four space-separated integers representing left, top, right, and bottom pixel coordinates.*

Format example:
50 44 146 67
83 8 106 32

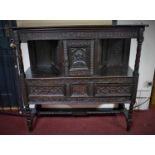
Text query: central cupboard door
63 40 94 76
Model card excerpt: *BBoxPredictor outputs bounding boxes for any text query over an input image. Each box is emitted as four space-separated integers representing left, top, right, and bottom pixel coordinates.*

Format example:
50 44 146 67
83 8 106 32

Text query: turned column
13 30 33 131
13 31 27 104
134 27 145 76
127 27 145 131
132 27 145 106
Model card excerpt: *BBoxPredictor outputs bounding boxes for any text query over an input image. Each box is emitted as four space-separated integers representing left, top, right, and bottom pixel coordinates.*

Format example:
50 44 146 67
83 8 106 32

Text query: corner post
127 27 145 131
13 30 33 131
134 27 145 76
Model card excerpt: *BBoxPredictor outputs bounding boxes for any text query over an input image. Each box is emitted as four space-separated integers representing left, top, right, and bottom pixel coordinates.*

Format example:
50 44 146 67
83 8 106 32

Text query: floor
0 109 155 135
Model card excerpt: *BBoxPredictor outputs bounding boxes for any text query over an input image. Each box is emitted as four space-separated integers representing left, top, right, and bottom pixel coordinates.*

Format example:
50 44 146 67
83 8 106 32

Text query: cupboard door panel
64 40 94 76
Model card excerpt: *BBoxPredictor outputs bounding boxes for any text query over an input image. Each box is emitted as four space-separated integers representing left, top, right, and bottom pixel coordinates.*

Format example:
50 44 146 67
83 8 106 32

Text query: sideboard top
12 24 149 30
12 24 148 41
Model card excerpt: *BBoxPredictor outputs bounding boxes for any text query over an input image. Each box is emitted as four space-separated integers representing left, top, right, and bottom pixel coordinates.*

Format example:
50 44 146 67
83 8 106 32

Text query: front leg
126 103 134 131
25 105 33 131
122 107 133 131
126 116 132 131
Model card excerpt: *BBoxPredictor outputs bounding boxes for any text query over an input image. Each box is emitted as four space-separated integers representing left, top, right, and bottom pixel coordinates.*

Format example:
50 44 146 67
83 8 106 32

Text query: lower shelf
35 106 124 116
26 104 132 131
29 96 131 105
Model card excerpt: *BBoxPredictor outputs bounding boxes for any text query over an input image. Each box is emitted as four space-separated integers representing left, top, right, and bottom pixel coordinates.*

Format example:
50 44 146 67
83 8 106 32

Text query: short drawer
70 84 89 97
28 85 65 96
95 83 132 97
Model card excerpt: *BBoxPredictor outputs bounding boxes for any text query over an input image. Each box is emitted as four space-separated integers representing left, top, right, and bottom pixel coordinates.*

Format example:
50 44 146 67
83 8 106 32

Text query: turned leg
126 27 145 130
118 104 125 110
126 114 132 131
25 105 33 131
126 104 134 131
126 27 145 131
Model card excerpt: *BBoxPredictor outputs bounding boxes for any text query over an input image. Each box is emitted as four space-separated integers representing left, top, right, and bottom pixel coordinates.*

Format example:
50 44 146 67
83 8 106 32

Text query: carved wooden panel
26 77 133 87
28 86 65 96
70 47 88 69
64 40 94 76
71 84 88 97
95 84 132 97
16 27 139 42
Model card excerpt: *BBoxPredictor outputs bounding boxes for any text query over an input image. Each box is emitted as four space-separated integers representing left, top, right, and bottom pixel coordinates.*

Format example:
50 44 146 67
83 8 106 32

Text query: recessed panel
95 84 132 97
29 86 65 96
71 84 88 97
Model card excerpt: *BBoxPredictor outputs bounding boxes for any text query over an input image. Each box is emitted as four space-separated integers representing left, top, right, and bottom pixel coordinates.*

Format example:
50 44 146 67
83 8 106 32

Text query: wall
17 20 112 27
118 20 155 109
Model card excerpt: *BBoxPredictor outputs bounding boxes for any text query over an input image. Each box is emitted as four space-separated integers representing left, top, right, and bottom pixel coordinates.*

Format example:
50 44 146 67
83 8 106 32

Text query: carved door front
63 40 94 76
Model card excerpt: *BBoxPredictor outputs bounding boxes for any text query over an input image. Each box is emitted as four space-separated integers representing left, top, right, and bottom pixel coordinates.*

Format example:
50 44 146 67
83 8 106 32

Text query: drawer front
27 78 133 103
28 86 65 96
95 84 132 97
71 84 89 97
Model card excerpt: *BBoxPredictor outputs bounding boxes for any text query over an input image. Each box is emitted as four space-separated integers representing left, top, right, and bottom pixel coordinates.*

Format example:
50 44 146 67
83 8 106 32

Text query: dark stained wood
13 25 148 42
13 25 148 131
25 65 134 78
134 27 145 76
150 70 155 108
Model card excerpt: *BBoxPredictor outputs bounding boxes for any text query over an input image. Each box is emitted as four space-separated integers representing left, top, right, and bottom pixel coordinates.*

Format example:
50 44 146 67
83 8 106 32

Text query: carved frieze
95 84 132 96
29 86 64 96
18 28 138 42
29 95 131 104
26 77 133 87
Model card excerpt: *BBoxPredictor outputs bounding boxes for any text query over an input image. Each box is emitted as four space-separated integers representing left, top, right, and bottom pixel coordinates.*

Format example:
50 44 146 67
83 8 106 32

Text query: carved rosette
70 47 88 69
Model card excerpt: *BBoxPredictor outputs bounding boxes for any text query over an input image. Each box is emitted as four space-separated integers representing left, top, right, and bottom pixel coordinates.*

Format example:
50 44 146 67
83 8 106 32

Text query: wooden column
134 27 145 76
127 27 145 131
13 31 33 131
13 30 27 104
